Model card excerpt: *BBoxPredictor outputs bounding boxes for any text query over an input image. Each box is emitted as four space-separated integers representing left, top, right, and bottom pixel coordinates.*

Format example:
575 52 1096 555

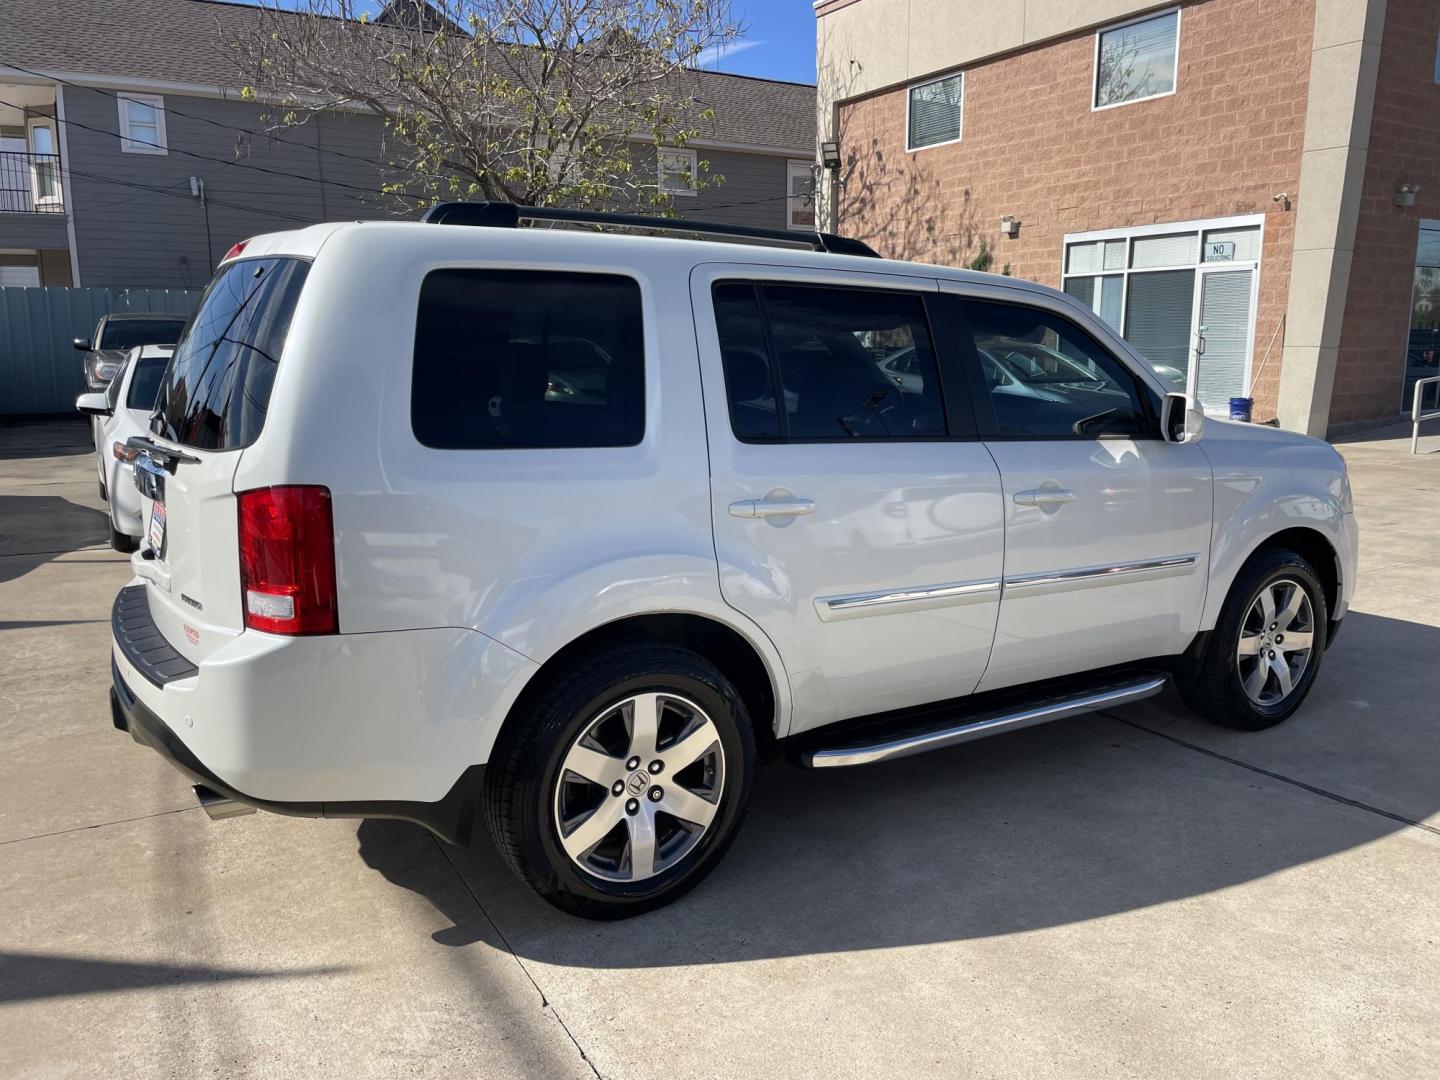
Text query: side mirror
72 337 91 352
1161 392 1204 444
76 392 112 418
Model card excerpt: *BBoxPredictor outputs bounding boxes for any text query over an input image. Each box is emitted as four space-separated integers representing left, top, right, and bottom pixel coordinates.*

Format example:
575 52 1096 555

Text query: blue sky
260 1 819 85
696 2 817 84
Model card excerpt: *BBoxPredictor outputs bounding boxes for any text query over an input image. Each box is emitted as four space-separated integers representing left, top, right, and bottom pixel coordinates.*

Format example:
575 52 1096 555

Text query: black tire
483 642 756 919
109 524 138 553
1179 548 1328 730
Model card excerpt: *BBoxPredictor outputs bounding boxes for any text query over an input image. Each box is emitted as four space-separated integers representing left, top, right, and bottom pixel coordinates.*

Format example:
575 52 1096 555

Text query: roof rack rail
419 201 880 258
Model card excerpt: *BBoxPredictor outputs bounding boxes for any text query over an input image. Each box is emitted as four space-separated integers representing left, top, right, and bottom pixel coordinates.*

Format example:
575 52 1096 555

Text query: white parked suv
76 344 175 552
108 205 1358 918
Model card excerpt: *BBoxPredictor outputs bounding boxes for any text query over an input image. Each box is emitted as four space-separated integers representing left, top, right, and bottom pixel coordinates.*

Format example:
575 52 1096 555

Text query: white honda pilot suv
109 204 1358 918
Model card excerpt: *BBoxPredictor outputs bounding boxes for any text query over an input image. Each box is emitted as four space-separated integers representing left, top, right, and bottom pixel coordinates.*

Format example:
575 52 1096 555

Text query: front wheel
1180 549 1328 730
483 643 756 919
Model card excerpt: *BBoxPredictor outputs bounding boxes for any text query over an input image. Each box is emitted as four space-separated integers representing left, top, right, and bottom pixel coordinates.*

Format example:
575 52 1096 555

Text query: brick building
815 0 1440 435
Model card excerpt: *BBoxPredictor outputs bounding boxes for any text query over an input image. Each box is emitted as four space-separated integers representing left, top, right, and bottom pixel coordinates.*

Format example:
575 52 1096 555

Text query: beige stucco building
815 0 1440 435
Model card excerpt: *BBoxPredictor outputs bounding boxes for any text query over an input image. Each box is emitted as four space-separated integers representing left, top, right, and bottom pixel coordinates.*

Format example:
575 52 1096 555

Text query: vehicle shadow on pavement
0 418 95 461
357 610 1439 966
0 494 111 584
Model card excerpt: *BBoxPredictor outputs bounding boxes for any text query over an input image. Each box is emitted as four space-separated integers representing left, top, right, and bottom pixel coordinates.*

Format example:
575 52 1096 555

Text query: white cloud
694 38 766 69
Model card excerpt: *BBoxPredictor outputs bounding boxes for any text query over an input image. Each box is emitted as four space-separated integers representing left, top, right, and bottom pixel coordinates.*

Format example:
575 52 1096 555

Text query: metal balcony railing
0 151 64 214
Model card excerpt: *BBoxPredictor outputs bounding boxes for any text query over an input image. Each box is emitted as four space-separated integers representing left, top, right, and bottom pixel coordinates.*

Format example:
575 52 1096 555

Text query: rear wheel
1180 549 1327 729
483 643 756 919
109 523 138 553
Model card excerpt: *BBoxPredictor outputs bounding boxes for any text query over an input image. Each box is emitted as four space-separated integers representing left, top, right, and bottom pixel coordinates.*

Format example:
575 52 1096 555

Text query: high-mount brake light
237 486 338 635
221 239 250 263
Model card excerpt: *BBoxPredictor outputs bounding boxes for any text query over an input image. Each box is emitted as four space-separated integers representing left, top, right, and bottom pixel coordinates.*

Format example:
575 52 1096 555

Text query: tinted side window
713 281 947 441
127 355 170 411
152 258 309 450
412 270 644 450
713 282 781 441
962 300 1151 438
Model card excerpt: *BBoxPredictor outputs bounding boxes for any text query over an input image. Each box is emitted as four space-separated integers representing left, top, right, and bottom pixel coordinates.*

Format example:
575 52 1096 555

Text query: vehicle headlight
85 355 121 388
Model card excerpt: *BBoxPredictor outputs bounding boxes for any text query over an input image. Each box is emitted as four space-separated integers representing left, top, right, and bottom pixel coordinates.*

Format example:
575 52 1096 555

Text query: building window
907 72 963 150
787 160 816 230
1402 223 1440 413
1094 9 1180 110
118 94 167 154
657 148 697 197
1061 217 1263 414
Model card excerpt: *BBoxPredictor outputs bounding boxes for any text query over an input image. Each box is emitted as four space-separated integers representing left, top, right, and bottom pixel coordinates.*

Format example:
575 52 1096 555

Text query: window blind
908 74 963 149
1131 232 1197 269
1124 269 1193 371
1195 269 1253 407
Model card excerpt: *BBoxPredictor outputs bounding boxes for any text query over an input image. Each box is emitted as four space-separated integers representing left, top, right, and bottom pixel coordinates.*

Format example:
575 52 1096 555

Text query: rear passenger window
961 300 1152 439
412 270 644 449
713 282 946 441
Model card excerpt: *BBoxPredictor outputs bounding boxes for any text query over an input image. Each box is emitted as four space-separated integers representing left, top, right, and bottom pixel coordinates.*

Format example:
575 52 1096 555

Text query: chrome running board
800 673 1168 769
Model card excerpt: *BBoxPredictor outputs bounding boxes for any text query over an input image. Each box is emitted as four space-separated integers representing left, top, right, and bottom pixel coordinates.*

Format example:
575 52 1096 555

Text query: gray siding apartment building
1 0 817 290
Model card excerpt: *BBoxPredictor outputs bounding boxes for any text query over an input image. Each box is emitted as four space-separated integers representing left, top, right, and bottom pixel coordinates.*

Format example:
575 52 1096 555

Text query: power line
60 162 314 225
0 91 423 205
0 58 400 178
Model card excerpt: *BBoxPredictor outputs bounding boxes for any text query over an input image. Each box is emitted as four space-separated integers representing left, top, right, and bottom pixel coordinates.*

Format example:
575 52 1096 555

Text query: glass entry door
1402 225 1440 412
1192 267 1255 409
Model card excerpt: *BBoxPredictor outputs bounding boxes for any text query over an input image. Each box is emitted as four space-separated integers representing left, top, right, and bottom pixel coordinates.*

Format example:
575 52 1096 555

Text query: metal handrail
0 151 64 214
1413 374 1440 454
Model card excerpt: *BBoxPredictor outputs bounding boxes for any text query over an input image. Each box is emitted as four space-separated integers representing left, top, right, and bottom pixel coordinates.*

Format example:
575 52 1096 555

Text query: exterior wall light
1000 215 1020 237
1396 182 1421 207
821 141 842 171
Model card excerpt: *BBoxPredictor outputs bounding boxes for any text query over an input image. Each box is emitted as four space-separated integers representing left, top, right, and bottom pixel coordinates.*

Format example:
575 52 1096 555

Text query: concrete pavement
1 418 1436 1079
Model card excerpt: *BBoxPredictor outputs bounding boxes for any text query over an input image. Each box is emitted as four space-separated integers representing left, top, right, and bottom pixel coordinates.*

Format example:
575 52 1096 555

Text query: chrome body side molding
1002 554 1199 598
805 674 1168 768
815 578 1001 622
812 556 1197 622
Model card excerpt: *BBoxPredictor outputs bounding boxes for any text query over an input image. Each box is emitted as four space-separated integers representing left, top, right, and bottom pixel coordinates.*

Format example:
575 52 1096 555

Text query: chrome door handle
729 496 816 519
1013 488 1076 507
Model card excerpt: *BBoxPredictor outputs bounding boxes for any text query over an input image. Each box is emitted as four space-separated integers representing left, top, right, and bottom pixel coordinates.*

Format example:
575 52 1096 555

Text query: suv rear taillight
237 486 338 635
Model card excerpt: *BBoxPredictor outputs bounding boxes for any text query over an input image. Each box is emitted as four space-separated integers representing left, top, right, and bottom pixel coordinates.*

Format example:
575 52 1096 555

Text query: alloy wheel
552 692 725 883
1236 578 1315 706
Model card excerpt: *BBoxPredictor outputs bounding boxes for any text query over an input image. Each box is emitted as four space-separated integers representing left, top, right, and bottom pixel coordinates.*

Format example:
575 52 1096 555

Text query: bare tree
227 0 740 211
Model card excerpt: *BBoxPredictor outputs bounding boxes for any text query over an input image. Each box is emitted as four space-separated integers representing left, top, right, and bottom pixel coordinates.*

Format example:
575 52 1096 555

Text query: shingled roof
0 0 815 151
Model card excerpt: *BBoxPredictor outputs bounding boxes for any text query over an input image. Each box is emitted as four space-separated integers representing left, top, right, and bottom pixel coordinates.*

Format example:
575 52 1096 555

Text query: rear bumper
111 657 484 845
109 581 534 844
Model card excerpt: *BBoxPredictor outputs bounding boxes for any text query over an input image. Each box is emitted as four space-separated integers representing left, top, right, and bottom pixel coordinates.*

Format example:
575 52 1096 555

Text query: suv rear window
412 269 645 449
151 258 310 451
99 317 187 350
127 354 170 411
